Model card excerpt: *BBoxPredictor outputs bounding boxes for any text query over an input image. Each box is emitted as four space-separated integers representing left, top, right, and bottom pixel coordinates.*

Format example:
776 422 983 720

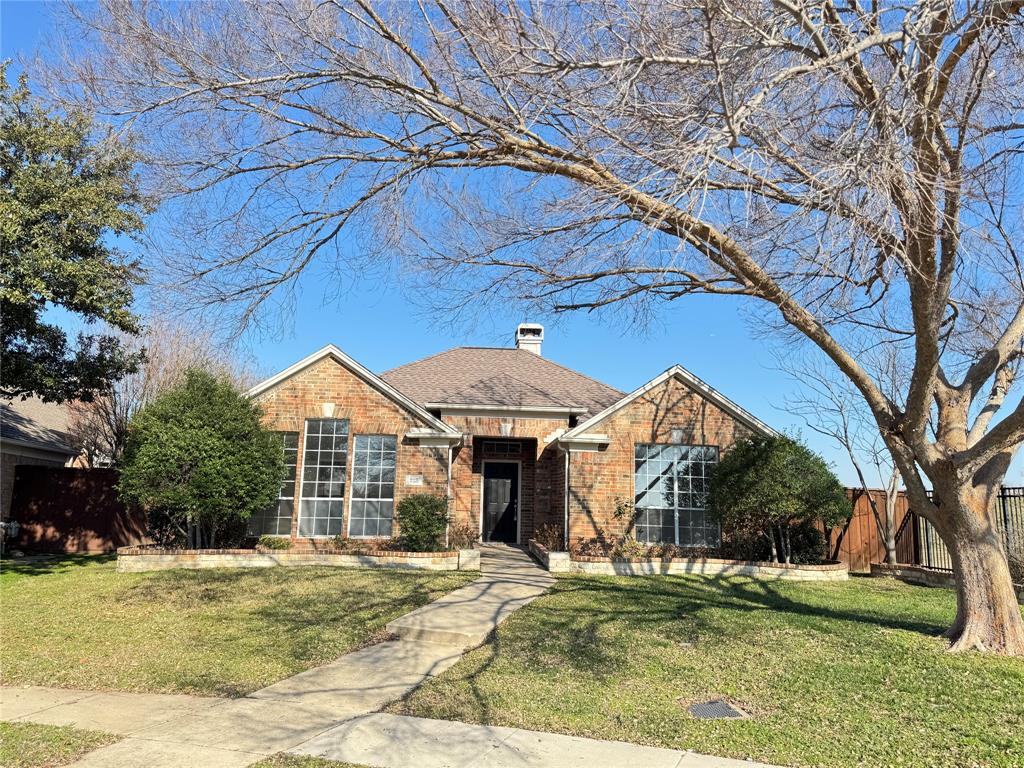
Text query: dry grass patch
0 722 118 768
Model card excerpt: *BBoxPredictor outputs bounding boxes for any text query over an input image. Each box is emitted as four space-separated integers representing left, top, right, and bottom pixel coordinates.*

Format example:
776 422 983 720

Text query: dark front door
483 462 518 543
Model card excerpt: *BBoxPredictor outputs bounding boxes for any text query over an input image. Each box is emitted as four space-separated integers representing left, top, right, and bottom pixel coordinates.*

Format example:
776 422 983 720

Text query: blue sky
4 0 1020 486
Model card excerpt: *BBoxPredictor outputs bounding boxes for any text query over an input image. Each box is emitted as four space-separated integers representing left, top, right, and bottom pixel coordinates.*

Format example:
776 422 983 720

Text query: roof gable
562 364 778 440
246 345 459 436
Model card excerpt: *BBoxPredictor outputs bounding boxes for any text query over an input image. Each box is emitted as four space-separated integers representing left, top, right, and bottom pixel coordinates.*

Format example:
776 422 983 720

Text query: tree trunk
766 527 778 562
938 499 1024 656
883 470 900 565
883 505 898 565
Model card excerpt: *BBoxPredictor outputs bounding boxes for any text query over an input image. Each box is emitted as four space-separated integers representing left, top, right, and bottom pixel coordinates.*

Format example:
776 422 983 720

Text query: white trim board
428 403 587 419
245 344 460 438
560 364 778 443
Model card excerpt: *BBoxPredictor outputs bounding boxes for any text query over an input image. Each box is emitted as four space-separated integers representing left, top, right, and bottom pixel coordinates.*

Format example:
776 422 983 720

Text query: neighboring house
1 397 80 520
247 323 777 549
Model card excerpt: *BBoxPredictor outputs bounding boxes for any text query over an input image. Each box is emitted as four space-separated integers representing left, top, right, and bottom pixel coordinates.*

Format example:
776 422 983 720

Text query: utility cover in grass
687 700 747 719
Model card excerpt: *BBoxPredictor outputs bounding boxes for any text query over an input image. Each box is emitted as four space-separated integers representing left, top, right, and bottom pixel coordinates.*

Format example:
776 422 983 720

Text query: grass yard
0 722 118 768
390 574 1024 768
0 556 474 697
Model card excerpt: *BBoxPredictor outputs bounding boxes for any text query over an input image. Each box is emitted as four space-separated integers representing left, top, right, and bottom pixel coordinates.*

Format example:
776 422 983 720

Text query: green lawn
0 722 118 768
0 556 474 696
390 574 1024 768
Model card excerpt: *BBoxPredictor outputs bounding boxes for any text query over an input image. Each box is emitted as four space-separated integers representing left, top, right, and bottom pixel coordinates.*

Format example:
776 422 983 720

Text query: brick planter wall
527 539 570 572
117 546 480 573
871 562 1024 604
528 539 847 581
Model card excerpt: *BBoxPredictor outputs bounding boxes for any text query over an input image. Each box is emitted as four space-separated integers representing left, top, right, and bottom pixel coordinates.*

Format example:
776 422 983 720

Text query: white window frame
249 430 299 537
347 434 398 539
633 443 720 547
298 418 350 538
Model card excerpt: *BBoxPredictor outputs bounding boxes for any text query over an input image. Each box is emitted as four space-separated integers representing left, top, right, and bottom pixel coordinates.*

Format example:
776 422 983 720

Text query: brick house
246 324 776 549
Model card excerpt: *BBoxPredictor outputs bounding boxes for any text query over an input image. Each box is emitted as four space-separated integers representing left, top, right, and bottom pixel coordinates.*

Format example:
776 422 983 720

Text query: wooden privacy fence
9 466 148 554
830 486 1024 574
826 488 911 573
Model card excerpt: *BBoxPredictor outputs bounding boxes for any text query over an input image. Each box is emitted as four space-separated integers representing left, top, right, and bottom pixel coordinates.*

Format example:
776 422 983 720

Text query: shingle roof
1 397 76 455
381 348 625 417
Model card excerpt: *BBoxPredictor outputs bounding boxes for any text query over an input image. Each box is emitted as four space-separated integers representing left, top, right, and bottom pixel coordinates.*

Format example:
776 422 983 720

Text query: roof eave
425 402 588 416
1 435 78 457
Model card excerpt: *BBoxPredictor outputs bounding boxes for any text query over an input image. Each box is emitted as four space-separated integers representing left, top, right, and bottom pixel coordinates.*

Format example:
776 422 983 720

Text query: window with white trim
634 444 719 547
248 431 299 536
298 418 349 537
348 435 397 537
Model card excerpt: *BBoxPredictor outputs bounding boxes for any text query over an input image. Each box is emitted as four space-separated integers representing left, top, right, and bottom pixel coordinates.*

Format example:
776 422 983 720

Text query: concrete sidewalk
291 712 775 768
3 687 783 768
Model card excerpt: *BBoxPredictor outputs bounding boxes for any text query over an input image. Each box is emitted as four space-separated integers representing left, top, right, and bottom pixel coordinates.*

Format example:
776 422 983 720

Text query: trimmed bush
709 435 849 564
720 519 828 564
257 535 291 550
118 369 284 548
395 494 449 551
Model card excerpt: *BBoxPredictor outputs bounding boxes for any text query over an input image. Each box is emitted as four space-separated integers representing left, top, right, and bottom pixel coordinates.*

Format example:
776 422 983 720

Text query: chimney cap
514 323 544 355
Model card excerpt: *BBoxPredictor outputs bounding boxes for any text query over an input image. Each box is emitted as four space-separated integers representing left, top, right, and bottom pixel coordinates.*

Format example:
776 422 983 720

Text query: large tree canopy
0 66 144 402
50 1 1024 653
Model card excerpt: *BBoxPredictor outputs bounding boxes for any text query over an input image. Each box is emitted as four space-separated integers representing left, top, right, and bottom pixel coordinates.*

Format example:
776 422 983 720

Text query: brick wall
254 356 448 540
567 375 756 543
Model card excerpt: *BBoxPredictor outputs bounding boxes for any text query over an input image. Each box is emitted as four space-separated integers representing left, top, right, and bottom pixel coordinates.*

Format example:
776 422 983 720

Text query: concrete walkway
0 546 781 767
3 687 781 768
385 544 554 647
292 712 769 768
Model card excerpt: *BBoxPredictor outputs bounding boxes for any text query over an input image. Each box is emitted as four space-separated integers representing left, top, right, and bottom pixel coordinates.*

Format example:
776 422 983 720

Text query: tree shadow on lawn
125 566 460 660
394 573 954 724
0 553 116 577
549 573 950 640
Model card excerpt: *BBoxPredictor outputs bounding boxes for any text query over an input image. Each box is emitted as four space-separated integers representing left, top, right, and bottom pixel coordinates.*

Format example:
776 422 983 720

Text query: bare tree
68 316 257 465
48 1 1024 653
784 356 904 565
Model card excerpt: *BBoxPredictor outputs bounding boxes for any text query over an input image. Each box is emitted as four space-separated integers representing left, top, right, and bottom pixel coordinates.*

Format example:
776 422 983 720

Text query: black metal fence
895 486 1024 573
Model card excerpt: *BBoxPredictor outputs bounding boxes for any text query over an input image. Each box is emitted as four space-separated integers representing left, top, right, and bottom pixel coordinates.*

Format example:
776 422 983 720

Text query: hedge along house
245 324 777 549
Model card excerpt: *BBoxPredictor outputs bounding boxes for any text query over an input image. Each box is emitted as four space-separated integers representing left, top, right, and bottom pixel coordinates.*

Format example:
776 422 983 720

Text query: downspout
445 443 453 549
563 448 570 551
